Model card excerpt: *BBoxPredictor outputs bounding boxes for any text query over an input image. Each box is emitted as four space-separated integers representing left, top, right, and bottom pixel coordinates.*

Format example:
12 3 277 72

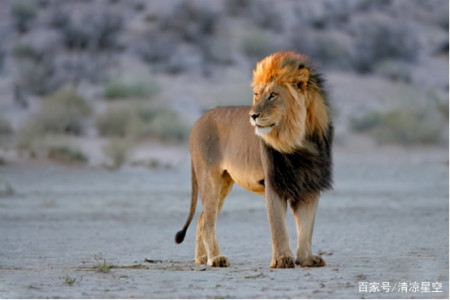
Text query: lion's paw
208 255 230 267
195 255 207 265
296 255 326 268
270 255 296 268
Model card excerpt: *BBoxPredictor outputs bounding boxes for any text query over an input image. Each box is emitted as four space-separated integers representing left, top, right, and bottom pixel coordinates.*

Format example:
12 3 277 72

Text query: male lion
175 51 333 268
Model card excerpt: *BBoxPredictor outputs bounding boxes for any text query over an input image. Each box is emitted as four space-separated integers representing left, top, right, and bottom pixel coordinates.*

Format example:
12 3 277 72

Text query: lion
175 51 333 268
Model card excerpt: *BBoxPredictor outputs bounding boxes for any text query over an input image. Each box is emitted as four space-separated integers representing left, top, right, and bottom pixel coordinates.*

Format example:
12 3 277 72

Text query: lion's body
175 51 333 268
191 106 265 195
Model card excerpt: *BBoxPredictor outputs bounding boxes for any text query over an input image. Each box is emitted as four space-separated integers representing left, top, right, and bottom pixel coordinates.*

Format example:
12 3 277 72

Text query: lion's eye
268 92 278 101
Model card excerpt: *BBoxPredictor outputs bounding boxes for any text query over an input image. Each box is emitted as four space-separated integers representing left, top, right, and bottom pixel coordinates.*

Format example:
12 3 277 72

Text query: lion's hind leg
195 171 233 267
195 212 207 264
290 192 325 267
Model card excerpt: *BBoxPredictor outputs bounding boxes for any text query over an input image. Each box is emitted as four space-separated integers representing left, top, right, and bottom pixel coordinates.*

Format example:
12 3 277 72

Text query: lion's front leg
291 192 325 267
265 189 295 268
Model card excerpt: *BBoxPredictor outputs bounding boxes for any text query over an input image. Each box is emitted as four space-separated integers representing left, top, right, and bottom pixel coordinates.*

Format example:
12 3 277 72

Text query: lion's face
249 82 297 137
248 51 329 154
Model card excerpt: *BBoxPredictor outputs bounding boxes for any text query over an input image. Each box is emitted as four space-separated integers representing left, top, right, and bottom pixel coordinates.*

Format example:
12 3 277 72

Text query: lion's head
249 51 330 154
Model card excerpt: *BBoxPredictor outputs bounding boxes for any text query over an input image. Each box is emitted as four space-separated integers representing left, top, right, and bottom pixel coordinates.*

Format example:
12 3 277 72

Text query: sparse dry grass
59 274 82 286
92 255 111 273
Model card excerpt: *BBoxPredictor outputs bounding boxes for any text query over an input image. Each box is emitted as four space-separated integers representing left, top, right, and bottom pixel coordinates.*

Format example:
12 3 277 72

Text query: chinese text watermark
358 281 443 293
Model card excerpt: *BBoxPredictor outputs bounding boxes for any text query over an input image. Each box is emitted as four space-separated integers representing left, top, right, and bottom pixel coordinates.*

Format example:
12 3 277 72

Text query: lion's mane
253 51 333 200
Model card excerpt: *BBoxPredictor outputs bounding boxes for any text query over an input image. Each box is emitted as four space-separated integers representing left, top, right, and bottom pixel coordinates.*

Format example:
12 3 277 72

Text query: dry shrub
47 146 88 165
16 85 91 157
15 133 88 164
144 109 189 142
158 1 218 43
350 87 448 146
24 85 91 136
350 14 420 73
0 114 12 136
102 137 132 169
240 29 278 60
13 42 64 96
55 11 123 51
96 104 139 138
103 76 160 100
291 30 353 69
11 1 37 33
96 103 189 142
225 0 283 32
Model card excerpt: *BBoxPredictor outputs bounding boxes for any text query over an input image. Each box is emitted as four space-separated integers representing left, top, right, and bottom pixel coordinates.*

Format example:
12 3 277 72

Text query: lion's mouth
254 122 277 137
256 123 276 129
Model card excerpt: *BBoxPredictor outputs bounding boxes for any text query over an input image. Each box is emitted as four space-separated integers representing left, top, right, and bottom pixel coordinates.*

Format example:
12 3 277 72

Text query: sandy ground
0 139 448 299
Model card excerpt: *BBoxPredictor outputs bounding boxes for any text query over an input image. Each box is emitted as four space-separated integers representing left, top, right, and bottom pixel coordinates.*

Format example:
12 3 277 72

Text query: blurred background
0 0 448 169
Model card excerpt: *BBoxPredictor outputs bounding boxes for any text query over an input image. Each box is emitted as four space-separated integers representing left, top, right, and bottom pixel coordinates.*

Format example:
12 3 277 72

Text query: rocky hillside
0 0 448 168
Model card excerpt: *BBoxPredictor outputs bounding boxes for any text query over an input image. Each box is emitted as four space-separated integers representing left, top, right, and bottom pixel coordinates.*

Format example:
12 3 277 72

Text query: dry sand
0 139 448 298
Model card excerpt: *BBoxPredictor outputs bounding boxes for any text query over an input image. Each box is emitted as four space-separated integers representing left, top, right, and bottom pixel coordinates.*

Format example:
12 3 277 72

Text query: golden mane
251 51 329 153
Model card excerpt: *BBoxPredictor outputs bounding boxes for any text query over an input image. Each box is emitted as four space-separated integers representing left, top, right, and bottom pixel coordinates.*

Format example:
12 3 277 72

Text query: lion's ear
296 66 310 92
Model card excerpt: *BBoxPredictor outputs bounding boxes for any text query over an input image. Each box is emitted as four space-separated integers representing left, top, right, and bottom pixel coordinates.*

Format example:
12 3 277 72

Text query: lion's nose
251 113 260 120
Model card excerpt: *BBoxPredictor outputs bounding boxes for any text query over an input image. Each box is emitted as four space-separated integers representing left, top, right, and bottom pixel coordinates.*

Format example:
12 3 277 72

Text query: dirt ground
0 138 448 299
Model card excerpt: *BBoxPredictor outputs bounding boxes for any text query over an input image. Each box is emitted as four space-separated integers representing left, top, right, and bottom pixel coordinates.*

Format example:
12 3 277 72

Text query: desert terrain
0 0 448 298
0 137 448 298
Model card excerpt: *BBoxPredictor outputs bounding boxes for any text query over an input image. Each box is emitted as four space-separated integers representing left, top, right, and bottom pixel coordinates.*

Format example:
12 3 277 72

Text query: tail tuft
175 228 187 244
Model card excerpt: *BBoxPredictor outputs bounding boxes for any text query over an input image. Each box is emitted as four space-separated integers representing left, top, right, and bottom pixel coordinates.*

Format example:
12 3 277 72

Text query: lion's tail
174 160 198 244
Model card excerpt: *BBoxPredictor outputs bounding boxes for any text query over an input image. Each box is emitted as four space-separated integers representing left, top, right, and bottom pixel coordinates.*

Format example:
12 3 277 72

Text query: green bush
96 104 139 137
18 86 91 138
96 103 189 141
146 109 189 141
103 77 160 100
